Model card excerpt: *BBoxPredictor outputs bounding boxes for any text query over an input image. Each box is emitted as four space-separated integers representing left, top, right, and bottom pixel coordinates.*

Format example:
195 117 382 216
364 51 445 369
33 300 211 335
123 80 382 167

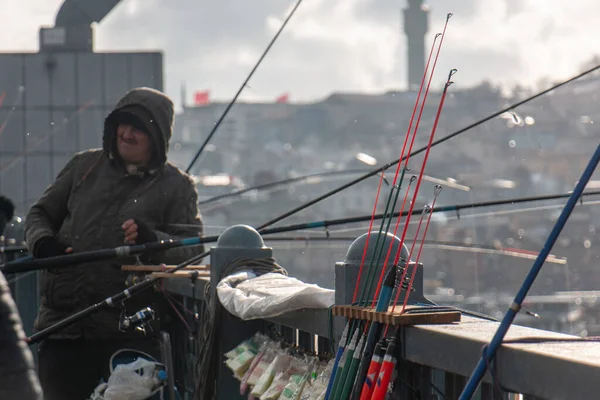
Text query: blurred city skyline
2 0 600 110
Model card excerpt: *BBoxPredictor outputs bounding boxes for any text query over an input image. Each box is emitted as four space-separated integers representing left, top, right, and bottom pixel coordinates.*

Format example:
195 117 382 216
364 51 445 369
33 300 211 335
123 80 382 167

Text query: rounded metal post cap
344 231 409 266
216 224 266 248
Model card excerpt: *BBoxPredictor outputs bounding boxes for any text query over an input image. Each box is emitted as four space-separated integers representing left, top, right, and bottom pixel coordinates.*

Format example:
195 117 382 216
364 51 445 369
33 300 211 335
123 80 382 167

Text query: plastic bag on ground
89 358 167 400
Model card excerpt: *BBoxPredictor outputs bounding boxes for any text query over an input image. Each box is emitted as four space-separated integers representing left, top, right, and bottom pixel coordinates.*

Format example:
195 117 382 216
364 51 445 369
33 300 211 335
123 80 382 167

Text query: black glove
33 236 70 259
133 219 157 245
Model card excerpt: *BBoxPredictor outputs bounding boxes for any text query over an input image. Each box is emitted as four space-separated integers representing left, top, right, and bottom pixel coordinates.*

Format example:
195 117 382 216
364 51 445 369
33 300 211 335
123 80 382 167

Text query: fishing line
256 62 600 231
0 86 24 139
185 0 304 174
0 100 94 175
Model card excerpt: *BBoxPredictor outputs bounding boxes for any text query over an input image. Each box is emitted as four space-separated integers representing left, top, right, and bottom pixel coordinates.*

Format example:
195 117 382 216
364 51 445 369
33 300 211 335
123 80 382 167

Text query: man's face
116 123 151 166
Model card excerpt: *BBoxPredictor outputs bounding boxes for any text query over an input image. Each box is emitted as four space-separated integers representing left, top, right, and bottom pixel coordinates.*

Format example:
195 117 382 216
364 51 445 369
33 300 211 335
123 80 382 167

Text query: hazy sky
2 0 599 110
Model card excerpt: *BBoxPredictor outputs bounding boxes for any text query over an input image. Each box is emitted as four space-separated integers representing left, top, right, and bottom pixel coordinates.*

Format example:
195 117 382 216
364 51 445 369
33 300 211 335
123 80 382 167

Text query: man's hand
33 237 73 258
122 218 157 245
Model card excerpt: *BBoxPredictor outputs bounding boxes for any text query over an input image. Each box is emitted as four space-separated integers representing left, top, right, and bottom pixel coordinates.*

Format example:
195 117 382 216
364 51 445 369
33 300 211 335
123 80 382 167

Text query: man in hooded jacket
24 87 205 400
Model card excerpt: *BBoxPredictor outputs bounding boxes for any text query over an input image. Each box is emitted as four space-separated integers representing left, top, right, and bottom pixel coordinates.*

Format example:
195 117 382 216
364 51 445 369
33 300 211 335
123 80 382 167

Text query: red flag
275 93 289 103
194 90 210 105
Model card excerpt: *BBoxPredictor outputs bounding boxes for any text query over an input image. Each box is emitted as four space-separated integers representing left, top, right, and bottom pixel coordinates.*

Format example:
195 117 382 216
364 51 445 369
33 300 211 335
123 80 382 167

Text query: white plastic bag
217 272 334 320
89 358 167 400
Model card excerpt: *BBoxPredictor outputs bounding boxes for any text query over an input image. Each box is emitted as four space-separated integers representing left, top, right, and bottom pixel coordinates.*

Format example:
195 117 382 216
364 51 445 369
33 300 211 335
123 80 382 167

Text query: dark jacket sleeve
0 272 44 400
152 176 205 265
24 153 79 255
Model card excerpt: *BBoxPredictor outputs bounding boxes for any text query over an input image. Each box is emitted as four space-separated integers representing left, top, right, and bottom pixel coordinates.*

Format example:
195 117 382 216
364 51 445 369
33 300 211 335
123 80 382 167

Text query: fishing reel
119 306 156 335
395 259 420 292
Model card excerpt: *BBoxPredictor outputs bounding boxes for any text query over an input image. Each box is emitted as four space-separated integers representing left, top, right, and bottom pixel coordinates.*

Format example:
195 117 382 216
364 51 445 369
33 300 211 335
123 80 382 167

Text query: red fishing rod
368 72 456 400
368 13 453 311
390 69 457 314
352 29 443 311
348 14 454 400
325 22 447 400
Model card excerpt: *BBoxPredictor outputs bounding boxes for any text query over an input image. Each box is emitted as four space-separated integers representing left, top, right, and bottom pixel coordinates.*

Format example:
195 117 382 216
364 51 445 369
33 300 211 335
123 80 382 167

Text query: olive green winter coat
24 87 205 340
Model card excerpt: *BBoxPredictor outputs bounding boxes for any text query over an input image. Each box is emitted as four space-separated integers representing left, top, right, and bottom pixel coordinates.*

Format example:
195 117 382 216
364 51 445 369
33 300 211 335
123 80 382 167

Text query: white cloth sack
216 271 334 320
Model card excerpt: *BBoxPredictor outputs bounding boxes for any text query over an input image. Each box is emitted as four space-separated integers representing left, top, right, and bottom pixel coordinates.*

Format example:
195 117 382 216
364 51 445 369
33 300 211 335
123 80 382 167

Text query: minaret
403 0 429 91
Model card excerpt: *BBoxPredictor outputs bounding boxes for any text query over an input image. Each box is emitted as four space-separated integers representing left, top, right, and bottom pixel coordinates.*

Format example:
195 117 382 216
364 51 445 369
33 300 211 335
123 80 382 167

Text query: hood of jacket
102 87 174 171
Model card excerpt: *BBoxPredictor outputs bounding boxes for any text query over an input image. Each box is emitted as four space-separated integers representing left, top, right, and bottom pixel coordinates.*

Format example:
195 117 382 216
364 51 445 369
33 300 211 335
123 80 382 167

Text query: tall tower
403 0 429 91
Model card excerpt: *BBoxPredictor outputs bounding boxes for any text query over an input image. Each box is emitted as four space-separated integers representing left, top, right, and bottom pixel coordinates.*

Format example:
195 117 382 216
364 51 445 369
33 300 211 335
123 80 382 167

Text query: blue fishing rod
459 142 600 400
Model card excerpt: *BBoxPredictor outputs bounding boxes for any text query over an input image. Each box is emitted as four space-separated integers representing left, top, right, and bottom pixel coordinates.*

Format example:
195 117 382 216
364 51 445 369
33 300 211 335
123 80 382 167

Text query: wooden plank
150 271 210 279
331 305 461 326
122 265 209 272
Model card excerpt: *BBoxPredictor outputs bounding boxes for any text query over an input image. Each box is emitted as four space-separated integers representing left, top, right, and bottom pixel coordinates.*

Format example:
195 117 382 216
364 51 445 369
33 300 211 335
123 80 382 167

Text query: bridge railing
161 225 600 400
164 271 600 400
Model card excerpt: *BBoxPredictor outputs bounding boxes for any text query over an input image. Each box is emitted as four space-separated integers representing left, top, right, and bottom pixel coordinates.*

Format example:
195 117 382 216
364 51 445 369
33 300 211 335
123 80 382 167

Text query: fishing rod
335 15 456 398
4 189 597 273
0 234 219 274
185 0 304 174
326 21 449 399
199 168 379 206
263 236 568 264
351 65 457 400
256 62 600 232
198 168 469 209
27 249 209 344
459 142 600 400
